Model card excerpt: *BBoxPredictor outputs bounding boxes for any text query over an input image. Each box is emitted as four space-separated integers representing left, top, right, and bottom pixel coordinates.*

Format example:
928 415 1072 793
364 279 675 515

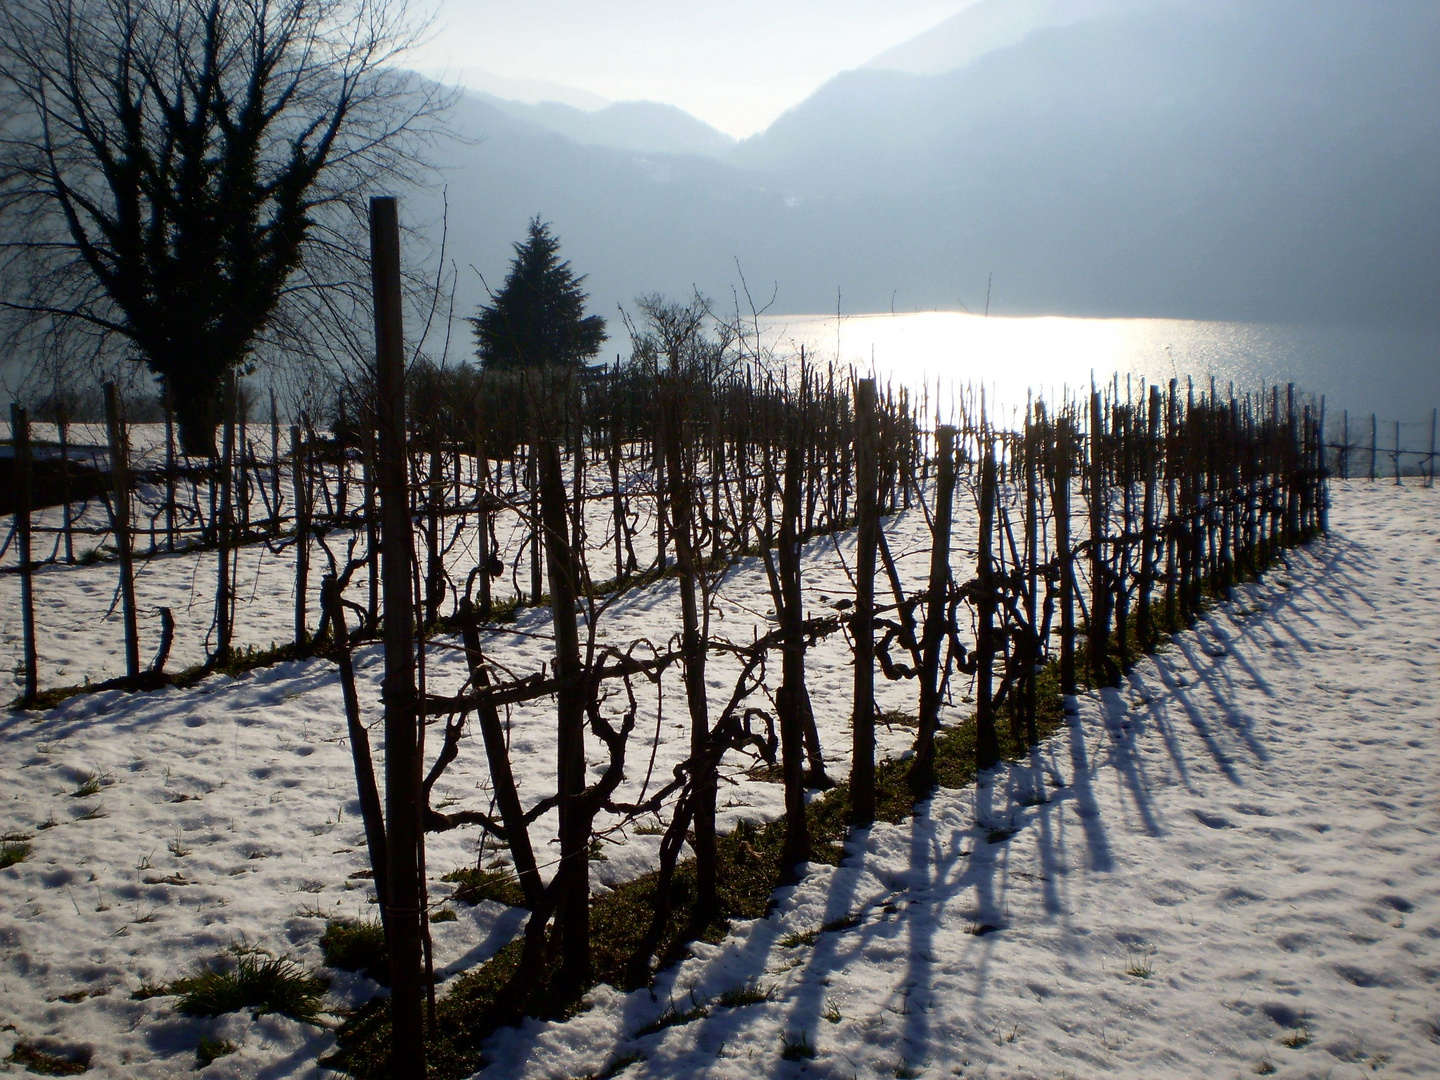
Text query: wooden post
850 379 879 821
103 383 140 680
56 401 74 564
1429 408 1437 490
369 195 424 1078
975 439 1000 769
776 437 811 879
1088 391 1112 686
1137 386 1161 651
1054 416 1077 695
660 377 717 919
1022 412 1039 745
1394 419 1402 486
908 422 955 795
1369 414 1377 481
215 375 236 661
1340 410 1349 480
269 388 282 535
291 425 310 646
12 405 38 706
538 440 590 983
528 412 543 604
163 390 177 551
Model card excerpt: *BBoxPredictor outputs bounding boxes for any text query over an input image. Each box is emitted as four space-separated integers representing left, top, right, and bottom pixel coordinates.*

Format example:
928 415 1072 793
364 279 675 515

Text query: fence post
1394 420 1402 486
369 195 424 1079
215 375 236 661
103 383 140 680
291 425 309 646
538 439 590 983
850 378 879 821
12 405 37 706
975 437 1000 769
1369 414 1377 481
1088 391 1113 686
1054 415 1077 695
909 421 955 795
1429 408 1437 489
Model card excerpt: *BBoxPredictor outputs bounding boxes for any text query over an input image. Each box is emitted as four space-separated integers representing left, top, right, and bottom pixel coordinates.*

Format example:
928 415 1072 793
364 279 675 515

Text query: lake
759 312 1438 441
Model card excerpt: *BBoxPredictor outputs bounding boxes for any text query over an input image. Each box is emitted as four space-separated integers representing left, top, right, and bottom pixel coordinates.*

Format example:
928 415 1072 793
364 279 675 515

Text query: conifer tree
472 218 606 370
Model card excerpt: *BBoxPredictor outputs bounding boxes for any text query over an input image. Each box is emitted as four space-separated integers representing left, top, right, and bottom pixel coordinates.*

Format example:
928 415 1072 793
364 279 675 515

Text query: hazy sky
407 1 972 138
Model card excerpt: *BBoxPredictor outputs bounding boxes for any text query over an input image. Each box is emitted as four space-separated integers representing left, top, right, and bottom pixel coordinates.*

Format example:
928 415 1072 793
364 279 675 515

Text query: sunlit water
757 312 1438 433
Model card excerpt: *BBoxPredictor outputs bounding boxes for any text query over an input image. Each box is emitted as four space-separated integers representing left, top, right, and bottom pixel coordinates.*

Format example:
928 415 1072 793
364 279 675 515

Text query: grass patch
779 928 818 949
1124 948 1155 980
442 865 526 908
320 919 389 985
1 838 32 869
195 1037 238 1068
1280 1026 1312 1049
170 949 327 1022
780 1031 815 1061
715 980 772 1008
430 907 457 923
632 1001 709 1038
71 768 111 798
4 1041 90 1075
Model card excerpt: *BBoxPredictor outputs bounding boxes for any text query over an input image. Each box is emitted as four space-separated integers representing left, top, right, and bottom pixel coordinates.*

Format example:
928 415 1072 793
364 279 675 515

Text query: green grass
442 864 527 908
0 838 32 869
632 1001 709 1038
169 950 327 1022
320 919 389 985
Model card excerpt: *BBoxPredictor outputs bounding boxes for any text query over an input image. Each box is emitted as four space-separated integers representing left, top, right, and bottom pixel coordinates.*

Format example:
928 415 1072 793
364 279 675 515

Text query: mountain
865 0 1158 76
419 0 1439 335
476 95 735 159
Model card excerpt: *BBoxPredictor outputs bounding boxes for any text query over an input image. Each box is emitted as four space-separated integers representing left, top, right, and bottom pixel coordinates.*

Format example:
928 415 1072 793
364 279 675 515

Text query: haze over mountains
422 0 1439 336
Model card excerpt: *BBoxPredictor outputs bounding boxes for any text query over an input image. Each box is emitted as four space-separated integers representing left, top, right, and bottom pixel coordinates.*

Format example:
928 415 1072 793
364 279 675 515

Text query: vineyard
3 203 1436 1080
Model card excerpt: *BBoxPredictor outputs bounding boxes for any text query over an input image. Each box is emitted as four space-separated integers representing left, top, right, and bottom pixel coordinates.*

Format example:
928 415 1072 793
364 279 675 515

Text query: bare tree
0 0 447 455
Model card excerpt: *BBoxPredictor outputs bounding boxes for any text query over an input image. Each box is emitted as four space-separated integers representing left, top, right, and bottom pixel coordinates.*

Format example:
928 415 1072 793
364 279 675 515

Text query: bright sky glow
407 1 972 138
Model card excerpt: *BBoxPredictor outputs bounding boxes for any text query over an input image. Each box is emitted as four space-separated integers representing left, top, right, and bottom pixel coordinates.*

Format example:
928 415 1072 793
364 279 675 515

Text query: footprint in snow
1191 809 1236 829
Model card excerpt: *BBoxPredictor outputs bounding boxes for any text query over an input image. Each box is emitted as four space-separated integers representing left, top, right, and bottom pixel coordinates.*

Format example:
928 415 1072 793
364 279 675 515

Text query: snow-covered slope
0 481 1436 1077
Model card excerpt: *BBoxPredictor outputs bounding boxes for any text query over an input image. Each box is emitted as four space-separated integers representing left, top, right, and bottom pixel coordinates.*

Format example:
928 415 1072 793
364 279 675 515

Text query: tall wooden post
660 378 716 918
975 439 1000 769
11 405 38 705
1054 415 1077 695
215 375 236 661
369 196 424 1078
850 379 879 821
104 383 140 680
270 388 283 535
538 440 590 983
776 438 811 879
1137 385 1161 650
1429 409 1437 490
291 425 310 646
163 390 177 551
909 422 956 795
1088 392 1112 686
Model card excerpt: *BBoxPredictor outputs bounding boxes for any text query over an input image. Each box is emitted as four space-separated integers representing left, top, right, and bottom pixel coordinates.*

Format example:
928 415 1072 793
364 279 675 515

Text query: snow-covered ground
1 481 1437 1078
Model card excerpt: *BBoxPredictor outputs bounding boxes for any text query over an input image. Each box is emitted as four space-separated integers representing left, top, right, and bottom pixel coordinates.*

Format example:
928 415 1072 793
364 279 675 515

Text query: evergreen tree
472 218 606 370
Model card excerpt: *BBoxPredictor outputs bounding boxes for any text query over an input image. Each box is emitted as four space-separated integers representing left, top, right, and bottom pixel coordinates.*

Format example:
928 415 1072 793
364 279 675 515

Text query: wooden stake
369 195 425 1078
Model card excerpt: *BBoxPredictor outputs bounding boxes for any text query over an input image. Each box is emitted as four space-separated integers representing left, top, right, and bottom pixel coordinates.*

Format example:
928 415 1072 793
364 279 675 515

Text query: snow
1 480 1437 1078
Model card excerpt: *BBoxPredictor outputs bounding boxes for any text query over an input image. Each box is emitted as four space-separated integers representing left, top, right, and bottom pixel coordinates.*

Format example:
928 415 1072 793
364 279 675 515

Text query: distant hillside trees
471 218 606 371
